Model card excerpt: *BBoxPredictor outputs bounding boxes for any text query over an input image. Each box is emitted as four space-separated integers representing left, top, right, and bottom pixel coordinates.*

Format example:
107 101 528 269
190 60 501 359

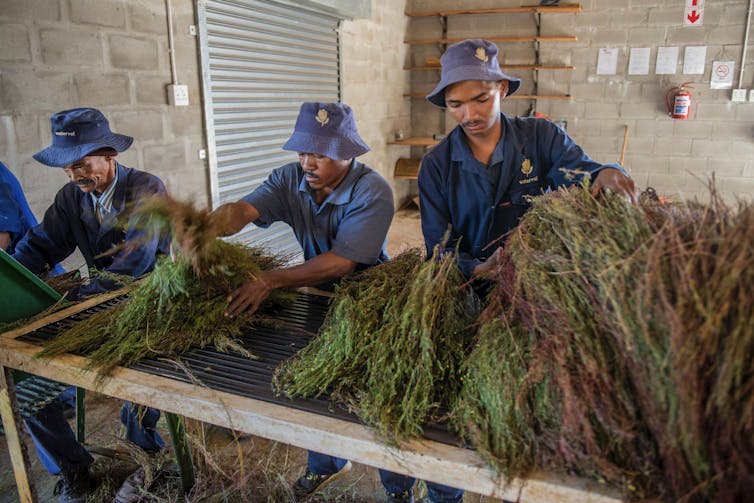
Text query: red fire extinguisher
666 83 693 119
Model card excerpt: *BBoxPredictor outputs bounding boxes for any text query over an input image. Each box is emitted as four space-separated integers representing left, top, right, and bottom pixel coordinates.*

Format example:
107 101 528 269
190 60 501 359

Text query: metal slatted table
0 289 620 503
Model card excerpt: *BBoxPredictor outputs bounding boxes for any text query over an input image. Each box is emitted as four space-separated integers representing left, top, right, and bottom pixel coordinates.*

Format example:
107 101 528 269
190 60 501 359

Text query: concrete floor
0 208 500 502
386 207 424 256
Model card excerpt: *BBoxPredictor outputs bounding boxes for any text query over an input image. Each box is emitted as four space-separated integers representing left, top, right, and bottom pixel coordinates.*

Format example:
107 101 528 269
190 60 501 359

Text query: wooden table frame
0 292 620 503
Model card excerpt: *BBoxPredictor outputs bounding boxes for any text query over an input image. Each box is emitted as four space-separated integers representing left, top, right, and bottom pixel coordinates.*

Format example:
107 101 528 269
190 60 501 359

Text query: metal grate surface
0 376 72 436
17 292 458 445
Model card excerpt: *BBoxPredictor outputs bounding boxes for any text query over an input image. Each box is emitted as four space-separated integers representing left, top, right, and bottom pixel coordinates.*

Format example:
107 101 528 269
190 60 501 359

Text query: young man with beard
420 38 636 282
411 39 637 502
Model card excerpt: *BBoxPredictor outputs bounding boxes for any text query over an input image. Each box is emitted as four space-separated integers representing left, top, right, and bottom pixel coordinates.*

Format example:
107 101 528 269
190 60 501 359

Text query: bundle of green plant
37 238 293 376
274 249 479 443
453 256 562 481
462 184 754 500
44 269 84 296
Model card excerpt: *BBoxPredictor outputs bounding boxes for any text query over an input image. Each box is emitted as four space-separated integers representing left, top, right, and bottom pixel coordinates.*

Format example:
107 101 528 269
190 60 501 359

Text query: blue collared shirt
418 113 624 278
89 167 118 223
1 162 38 254
1 162 66 275
243 159 394 265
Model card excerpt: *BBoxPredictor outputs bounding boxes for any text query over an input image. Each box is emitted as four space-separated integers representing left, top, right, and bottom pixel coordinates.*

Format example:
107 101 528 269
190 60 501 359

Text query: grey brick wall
406 0 754 202
1 0 412 223
3 0 750 226
341 0 412 207
0 0 207 228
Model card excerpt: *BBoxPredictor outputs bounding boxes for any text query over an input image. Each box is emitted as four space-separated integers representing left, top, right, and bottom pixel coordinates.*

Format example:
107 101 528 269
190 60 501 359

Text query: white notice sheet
683 46 707 74
628 47 651 75
597 48 618 75
656 46 679 74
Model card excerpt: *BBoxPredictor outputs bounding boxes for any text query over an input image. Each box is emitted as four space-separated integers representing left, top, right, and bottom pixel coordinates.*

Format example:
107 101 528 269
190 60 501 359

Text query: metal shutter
197 0 341 259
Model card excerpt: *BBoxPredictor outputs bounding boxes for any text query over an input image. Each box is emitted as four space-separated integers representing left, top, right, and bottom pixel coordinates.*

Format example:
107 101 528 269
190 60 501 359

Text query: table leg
75 387 85 442
0 365 38 503
164 412 195 494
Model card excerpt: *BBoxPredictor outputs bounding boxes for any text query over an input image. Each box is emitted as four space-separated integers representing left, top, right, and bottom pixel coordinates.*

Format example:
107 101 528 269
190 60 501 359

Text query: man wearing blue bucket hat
12 107 170 502
412 38 638 503
13 107 170 296
198 102 419 500
420 39 637 283
207 102 393 318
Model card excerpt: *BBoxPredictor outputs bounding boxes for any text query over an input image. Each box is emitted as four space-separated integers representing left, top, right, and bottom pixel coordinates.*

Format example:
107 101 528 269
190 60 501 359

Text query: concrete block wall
2 0 413 219
341 0 412 207
0 0 207 224
406 0 754 202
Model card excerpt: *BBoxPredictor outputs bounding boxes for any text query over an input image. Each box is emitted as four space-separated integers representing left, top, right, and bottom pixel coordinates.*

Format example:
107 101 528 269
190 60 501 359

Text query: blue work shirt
13 163 171 298
243 160 394 266
0 162 39 255
419 114 623 278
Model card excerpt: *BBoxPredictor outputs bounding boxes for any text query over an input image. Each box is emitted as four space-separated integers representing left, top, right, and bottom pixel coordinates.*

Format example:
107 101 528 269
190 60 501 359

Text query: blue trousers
307 451 463 502
24 387 164 475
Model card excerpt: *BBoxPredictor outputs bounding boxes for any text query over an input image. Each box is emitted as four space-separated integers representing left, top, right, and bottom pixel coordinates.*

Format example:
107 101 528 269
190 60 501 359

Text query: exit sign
685 0 705 26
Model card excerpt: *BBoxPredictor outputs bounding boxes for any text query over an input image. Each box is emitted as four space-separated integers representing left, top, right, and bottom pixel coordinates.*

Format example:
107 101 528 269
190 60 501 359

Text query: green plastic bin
0 249 63 323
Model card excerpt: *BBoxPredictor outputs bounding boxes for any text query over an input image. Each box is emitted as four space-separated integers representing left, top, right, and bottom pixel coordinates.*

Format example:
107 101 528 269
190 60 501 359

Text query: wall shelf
393 157 423 179
406 4 582 17
403 93 573 100
387 137 440 147
389 2 582 170
405 35 577 45
406 64 575 71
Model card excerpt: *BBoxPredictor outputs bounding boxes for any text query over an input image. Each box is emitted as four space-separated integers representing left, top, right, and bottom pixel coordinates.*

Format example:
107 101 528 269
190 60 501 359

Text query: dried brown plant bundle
457 184 754 501
84 423 364 502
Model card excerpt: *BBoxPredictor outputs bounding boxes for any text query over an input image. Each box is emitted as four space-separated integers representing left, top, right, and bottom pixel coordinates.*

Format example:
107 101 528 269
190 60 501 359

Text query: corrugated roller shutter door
198 0 340 259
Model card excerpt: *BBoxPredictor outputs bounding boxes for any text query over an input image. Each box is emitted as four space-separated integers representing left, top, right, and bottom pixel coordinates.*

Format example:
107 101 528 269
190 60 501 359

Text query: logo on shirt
315 109 330 127
519 158 539 185
521 158 533 176
475 47 488 62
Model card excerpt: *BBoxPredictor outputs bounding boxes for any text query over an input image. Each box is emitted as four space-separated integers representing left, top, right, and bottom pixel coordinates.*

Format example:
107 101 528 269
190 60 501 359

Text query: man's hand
592 167 638 204
224 252 357 318
225 272 275 318
472 246 505 278
0 231 11 252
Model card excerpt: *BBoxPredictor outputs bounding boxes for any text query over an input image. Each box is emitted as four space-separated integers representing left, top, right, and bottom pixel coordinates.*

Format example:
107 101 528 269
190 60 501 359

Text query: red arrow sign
687 10 700 23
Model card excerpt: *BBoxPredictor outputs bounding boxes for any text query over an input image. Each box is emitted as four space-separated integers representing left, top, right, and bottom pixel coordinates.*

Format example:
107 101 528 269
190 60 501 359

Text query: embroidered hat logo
521 159 533 176
475 47 488 62
315 109 330 127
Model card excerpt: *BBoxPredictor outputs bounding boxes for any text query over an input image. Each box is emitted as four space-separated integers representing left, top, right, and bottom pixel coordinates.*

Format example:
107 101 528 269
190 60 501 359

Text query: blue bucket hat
282 102 369 161
33 108 133 167
426 39 521 108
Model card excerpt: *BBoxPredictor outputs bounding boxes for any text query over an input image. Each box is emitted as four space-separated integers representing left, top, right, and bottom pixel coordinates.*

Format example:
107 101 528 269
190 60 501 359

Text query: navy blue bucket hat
282 102 369 161
426 39 521 108
33 108 133 167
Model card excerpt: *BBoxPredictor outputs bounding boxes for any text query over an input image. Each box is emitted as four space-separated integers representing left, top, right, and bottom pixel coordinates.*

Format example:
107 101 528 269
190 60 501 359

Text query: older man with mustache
12 107 170 502
12 107 170 299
